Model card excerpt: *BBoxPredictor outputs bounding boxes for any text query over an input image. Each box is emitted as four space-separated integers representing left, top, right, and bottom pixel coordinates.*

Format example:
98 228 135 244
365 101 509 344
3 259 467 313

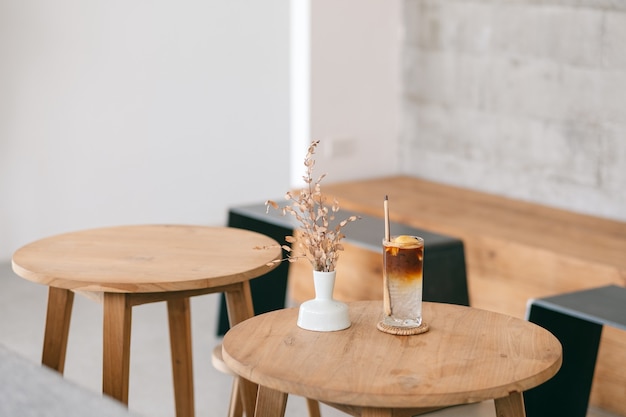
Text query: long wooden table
12 225 281 417
319 175 626 416
223 301 562 417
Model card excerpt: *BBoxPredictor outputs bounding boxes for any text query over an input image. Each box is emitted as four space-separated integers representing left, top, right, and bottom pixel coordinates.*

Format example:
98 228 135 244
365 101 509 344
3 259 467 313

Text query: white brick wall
401 0 626 221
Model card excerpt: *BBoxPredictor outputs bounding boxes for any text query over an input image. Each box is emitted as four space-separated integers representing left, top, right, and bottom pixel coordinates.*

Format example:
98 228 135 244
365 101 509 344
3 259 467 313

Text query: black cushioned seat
525 285 626 417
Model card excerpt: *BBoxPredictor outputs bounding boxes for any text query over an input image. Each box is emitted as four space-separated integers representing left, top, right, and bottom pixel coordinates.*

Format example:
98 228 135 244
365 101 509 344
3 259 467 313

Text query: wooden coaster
377 321 429 336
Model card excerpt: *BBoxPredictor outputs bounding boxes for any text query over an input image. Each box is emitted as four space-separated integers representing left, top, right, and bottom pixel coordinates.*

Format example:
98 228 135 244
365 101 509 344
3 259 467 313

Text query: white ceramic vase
297 270 351 331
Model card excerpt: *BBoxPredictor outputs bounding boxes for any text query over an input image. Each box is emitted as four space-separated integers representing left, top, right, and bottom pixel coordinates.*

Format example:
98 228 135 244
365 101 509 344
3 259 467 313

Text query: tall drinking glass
382 235 424 329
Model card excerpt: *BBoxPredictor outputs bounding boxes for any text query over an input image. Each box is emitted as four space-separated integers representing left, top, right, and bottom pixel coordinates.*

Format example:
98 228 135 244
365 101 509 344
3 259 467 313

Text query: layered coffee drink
382 235 424 328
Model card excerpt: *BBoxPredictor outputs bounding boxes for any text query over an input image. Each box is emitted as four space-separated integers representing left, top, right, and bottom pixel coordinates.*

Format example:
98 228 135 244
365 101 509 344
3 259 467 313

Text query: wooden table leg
42 287 74 373
494 392 526 417
224 281 257 416
255 385 288 417
167 297 195 417
103 293 132 405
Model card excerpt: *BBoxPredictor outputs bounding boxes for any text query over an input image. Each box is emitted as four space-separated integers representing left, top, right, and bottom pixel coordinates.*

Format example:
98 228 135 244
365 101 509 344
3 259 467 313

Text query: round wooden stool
223 301 562 417
12 225 281 417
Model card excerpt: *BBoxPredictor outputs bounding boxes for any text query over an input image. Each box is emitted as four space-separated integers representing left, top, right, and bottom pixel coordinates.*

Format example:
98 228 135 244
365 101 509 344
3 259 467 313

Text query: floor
0 261 619 417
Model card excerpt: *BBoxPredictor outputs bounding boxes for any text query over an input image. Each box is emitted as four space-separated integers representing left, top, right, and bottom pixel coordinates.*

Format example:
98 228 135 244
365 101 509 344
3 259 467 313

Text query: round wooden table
12 225 281 417
223 301 562 417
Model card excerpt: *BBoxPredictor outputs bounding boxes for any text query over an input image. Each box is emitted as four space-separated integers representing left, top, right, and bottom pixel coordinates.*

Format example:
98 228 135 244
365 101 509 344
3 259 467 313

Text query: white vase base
297 299 351 332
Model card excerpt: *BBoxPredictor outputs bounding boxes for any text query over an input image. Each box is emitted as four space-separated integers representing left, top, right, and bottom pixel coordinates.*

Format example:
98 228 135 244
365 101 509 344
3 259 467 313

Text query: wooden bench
319 175 626 416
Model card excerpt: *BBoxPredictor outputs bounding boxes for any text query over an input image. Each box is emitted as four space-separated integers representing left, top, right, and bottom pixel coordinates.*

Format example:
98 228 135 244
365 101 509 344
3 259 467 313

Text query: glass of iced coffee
379 235 426 334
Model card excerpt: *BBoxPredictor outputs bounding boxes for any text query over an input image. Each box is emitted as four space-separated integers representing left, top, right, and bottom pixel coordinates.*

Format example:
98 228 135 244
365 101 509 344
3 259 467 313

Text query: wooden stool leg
103 293 132 405
42 287 74 373
167 297 195 417
494 392 526 417
225 281 257 416
224 281 255 326
228 376 244 417
306 398 322 417
255 385 288 417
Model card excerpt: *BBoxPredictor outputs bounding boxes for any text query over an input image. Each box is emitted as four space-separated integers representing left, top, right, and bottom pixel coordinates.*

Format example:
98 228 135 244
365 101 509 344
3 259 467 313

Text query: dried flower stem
266 140 359 272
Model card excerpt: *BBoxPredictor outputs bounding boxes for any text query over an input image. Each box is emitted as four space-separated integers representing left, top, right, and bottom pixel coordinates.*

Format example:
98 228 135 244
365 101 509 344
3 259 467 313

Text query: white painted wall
306 0 401 185
0 0 291 261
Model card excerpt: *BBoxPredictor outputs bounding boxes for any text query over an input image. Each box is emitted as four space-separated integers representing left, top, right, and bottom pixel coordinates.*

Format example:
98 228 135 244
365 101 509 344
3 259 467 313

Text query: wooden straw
384 195 390 242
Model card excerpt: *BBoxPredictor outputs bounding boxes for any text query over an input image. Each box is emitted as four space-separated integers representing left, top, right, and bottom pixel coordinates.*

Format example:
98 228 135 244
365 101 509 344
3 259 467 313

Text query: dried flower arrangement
265 140 359 272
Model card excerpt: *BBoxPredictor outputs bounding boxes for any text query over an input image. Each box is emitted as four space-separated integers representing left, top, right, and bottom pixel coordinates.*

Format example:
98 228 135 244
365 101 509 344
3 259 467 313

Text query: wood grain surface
223 301 562 411
12 225 281 293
